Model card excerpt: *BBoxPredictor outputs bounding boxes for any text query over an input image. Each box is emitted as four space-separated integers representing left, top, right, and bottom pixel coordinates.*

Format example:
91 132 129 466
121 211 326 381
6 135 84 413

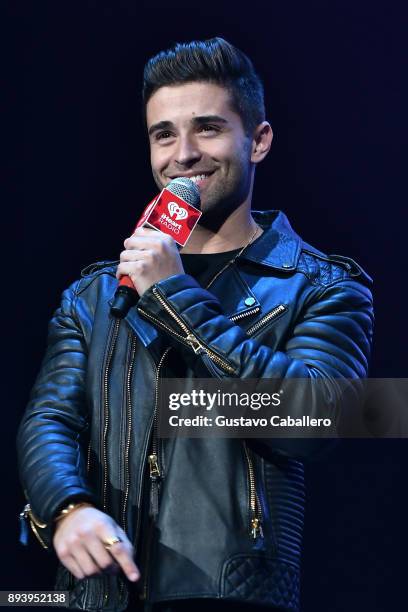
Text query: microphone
110 177 202 318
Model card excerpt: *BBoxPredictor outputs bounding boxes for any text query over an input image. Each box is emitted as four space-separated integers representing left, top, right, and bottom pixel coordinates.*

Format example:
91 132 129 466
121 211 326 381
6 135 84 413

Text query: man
18 38 373 611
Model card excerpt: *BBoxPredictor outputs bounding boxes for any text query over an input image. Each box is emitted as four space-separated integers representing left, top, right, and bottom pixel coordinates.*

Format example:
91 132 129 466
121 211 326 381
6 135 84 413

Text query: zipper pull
148 454 161 479
186 333 205 355
148 455 161 519
251 517 264 539
19 504 30 546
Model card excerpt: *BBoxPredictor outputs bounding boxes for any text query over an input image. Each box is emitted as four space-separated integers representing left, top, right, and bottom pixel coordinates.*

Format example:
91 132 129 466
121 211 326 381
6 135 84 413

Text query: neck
180 202 262 254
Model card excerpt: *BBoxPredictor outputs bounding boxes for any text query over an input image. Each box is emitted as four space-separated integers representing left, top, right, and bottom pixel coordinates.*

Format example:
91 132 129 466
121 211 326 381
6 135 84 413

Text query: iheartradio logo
137 187 202 247
168 202 188 221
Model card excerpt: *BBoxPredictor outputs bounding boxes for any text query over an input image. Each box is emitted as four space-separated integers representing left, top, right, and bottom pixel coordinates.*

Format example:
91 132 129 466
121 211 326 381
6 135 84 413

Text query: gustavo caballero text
168 415 332 428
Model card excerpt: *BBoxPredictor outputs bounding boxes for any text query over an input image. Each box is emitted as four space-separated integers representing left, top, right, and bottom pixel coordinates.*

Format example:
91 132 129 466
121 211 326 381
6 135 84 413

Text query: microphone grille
166 177 201 209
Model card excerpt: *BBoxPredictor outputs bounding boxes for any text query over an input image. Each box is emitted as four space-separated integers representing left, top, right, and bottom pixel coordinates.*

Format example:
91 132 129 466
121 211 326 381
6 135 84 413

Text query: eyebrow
148 115 228 136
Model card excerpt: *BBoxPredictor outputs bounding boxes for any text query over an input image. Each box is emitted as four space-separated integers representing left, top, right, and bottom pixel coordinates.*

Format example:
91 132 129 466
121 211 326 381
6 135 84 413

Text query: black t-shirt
180 248 241 288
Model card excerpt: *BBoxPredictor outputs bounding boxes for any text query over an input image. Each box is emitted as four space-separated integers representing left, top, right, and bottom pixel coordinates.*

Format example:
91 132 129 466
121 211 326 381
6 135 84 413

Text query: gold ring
103 536 122 549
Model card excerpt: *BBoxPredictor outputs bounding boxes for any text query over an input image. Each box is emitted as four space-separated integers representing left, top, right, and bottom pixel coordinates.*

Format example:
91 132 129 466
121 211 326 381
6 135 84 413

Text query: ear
250 121 273 164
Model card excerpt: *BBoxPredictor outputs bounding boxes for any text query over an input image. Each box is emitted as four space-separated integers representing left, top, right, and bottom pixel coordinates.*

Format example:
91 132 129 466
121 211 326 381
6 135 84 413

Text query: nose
174 134 201 167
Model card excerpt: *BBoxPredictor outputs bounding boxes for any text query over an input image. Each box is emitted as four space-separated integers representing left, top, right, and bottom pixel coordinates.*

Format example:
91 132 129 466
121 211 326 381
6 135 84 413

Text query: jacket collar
239 210 302 271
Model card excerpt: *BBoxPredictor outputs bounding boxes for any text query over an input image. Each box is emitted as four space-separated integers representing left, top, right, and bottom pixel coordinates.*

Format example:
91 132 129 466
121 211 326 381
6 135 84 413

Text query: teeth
169 173 211 185
187 174 209 183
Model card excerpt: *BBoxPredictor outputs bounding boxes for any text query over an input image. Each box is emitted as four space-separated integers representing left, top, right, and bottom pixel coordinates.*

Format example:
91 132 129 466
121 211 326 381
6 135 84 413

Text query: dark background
3 0 407 610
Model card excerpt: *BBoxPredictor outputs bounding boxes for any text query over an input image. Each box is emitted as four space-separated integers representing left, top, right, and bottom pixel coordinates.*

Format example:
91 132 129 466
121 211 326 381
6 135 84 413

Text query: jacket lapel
208 265 261 319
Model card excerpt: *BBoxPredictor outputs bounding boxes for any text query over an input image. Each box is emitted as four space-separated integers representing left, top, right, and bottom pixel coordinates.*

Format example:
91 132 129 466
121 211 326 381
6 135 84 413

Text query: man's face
146 82 254 220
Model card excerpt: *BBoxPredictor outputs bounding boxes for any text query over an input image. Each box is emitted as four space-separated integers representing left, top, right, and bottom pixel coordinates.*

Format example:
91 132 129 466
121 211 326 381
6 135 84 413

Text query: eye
156 130 174 140
198 124 219 134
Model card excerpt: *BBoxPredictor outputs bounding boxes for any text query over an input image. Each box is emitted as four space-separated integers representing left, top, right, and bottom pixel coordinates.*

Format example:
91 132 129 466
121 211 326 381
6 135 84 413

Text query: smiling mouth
188 173 213 184
167 171 215 185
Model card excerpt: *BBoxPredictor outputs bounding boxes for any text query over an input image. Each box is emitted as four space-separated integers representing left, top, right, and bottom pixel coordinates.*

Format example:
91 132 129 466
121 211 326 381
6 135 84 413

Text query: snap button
282 263 291 268
244 297 256 306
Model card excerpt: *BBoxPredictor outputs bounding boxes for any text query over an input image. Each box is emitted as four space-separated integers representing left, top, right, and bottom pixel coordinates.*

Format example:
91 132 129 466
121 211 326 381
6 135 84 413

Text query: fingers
124 227 175 251
53 507 140 582
117 233 174 280
116 259 148 281
58 537 137 582
115 227 184 293
71 545 101 577
56 532 117 580
86 536 120 574
64 556 85 581
120 249 152 263
100 530 140 582
59 539 138 582
116 245 176 280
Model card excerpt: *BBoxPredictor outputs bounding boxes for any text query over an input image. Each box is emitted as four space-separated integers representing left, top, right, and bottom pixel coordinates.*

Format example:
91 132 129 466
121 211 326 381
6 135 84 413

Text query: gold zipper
102 318 121 511
121 334 138 531
144 287 235 374
137 307 188 344
140 304 232 374
230 307 260 322
118 334 149 606
243 444 263 539
142 348 171 601
139 302 259 372
20 503 49 549
246 304 287 336
86 441 91 474
149 348 171 507
148 454 160 477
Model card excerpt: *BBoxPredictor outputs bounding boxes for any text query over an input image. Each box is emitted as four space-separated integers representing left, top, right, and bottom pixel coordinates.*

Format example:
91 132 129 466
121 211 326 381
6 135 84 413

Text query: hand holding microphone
116 227 185 296
111 177 201 318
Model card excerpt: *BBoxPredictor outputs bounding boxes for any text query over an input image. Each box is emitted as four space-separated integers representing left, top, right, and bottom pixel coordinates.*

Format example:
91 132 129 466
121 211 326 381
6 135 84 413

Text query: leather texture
222 556 300 609
17 210 374 611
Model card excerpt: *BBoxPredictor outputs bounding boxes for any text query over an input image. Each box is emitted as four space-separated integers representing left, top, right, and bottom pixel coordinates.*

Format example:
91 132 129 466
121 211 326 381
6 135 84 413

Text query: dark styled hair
143 37 265 134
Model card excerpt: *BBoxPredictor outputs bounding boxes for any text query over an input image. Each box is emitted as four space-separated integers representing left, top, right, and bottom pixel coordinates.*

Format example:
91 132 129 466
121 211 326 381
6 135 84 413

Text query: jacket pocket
245 304 288 337
242 444 277 551
242 443 264 540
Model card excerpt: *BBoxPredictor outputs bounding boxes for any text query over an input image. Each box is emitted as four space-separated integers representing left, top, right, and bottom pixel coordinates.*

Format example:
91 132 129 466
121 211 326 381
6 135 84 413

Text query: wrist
54 501 94 523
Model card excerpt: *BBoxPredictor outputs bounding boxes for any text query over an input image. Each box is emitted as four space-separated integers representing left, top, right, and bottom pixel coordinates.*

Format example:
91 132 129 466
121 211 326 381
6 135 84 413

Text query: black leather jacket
18 210 373 611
